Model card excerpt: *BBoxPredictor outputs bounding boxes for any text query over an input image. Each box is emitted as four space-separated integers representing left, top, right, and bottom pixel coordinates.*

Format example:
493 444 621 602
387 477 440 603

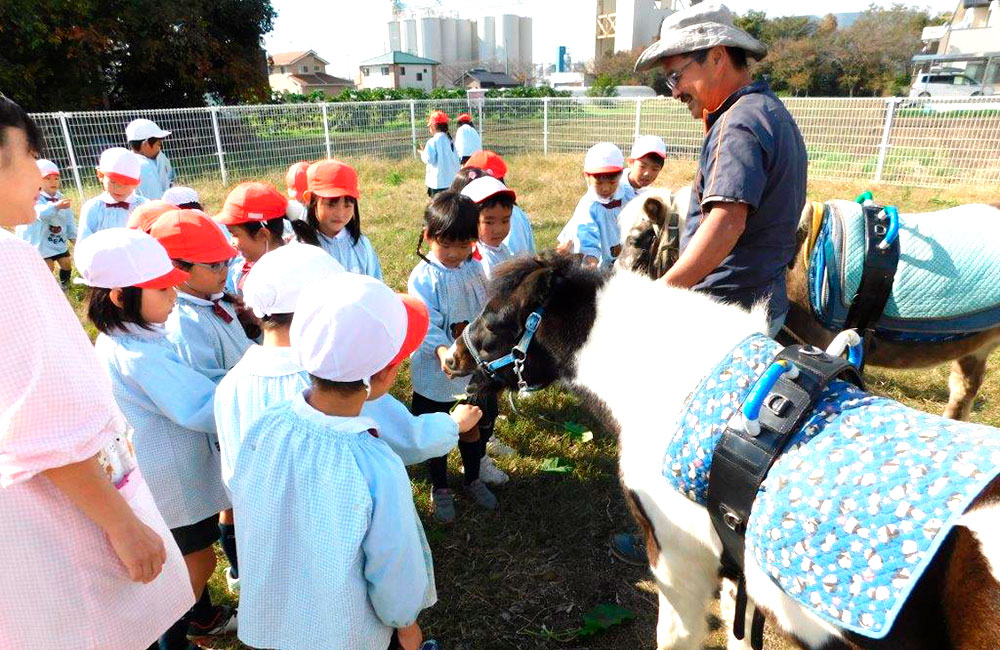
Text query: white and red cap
583 142 625 175
97 147 141 185
36 159 60 177
73 228 189 289
460 176 516 204
162 186 200 207
630 135 667 160
125 118 171 141
291 274 429 382
242 244 345 318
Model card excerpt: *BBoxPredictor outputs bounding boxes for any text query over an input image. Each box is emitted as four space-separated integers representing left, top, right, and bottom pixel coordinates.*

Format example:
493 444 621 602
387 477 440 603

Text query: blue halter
461 308 544 393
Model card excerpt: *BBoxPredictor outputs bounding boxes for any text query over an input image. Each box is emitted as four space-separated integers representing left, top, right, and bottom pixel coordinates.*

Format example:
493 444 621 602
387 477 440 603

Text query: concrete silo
496 14 520 69
388 21 401 52
456 19 474 63
401 19 418 55
417 17 442 61
518 16 533 70
477 15 496 62
441 17 458 63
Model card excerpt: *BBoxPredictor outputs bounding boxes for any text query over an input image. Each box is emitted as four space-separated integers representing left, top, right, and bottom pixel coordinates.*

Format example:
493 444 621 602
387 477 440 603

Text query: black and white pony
443 252 1000 650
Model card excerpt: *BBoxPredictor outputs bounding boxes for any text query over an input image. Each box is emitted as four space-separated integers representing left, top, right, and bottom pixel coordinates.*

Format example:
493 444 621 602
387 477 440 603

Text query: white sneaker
479 455 509 486
487 437 516 456
225 566 239 594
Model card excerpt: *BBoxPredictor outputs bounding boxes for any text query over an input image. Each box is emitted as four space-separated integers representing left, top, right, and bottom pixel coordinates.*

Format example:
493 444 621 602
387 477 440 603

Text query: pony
616 189 1000 421
443 252 1000 650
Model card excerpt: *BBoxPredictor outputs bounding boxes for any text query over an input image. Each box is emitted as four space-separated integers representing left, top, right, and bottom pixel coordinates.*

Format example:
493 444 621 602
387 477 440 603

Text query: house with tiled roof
454 68 521 90
267 50 355 98
359 51 440 91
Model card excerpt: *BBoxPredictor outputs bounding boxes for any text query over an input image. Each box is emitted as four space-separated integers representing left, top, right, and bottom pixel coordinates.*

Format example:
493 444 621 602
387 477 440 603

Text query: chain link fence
30 95 1000 200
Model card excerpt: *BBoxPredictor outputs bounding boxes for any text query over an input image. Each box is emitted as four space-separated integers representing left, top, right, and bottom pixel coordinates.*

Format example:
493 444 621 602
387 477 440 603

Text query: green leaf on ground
578 603 637 637
539 457 574 473
564 421 594 443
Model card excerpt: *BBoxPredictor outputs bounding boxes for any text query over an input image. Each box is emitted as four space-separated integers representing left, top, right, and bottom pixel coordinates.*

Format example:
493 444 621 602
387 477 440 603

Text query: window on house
314 65 321 71
382 66 390 75
301 65 308 73
400 66 406 75
416 73 423 81
280 66 286 73
424 68 428 73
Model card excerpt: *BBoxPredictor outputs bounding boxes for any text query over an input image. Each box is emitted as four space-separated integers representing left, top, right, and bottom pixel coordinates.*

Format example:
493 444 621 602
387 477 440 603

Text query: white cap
36 159 60 177
125 118 171 142
242 244 345 318
162 186 200 207
583 142 625 174
73 228 187 289
97 147 141 183
460 176 517 204
291 274 407 383
630 135 667 160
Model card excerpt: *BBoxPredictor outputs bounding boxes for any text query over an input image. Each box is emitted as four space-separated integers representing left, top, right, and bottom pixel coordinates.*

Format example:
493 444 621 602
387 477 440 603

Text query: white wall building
595 0 688 62
914 0 1000 89
388 13 532 74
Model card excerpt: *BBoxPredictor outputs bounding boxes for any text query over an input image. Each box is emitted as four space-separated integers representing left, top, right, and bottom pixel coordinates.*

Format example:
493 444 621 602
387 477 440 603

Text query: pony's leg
719 577 753 650
948 482 1000 649
651 545 719 650
944 343 996 420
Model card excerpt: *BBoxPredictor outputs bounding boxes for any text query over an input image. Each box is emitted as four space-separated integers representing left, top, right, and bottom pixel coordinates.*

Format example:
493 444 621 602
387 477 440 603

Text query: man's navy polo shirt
680 79 807 318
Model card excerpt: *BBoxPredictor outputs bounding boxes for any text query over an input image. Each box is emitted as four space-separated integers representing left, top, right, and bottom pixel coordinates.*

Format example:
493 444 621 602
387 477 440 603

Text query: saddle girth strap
844 203 900 339
707 344 865 646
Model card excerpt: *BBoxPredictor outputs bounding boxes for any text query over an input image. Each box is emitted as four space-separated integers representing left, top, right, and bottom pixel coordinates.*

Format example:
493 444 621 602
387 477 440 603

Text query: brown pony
617 190 1000 421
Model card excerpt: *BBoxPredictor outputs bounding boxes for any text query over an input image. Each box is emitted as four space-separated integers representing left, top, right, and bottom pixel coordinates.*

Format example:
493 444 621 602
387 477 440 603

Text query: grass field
63 154 1000 649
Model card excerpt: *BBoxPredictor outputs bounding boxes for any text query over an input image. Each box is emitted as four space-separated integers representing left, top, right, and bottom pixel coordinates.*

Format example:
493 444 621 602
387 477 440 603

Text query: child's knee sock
219 522 238 579
459 440 481 485
58 269 71 285
157 617 190 650
427 456 449 490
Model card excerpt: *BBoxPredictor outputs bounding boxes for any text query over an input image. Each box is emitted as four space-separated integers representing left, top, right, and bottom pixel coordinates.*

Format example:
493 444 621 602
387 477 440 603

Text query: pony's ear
642 196 667 228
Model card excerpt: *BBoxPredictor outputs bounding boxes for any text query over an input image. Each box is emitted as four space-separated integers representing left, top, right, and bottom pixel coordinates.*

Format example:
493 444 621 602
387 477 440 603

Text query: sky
264 0 959 79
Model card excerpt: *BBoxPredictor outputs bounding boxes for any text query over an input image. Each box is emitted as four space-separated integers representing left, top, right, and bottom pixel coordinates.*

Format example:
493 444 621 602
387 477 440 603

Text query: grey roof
360 51 440 66
290 72 354 86
460 69 520 87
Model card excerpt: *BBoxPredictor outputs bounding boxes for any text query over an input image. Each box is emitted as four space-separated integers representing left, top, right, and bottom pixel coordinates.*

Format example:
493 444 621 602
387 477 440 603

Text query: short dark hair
416 191 479 263
127 137 161 153
0 96 44 159
435 123 450 134
636 153 665 167
229 219 285 246
260 312 293 330
310 374 367 396
176 201 203 210
86 286 151 335
292 196 360 247
480 194 515 211
688 46 747 69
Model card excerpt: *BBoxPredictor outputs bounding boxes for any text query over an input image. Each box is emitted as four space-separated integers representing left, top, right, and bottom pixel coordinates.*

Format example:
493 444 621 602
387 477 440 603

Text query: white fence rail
30 96 1000 201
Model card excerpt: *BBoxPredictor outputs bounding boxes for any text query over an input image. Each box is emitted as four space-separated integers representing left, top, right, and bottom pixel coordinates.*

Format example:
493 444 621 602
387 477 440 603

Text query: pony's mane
488 251 607 305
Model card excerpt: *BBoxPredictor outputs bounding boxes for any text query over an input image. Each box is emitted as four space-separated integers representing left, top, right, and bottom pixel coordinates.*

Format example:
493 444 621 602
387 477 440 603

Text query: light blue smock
407 253 488 402
310 231 383 280
231 393 436 650
477 240 513 280
454 124 482 158
421 132 460 190
94 324 230 529
156 151 175 192
503 204 536 256
77 192 147 242
16 193 77 258
556 186 628 268
136 155 164 200
164 292 252 384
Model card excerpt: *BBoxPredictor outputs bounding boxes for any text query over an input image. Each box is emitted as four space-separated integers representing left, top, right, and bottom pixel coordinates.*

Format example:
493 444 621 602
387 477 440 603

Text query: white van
909 71 994 97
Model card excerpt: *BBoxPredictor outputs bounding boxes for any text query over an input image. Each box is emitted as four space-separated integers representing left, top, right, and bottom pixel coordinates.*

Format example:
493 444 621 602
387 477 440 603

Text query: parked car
909 71 994 97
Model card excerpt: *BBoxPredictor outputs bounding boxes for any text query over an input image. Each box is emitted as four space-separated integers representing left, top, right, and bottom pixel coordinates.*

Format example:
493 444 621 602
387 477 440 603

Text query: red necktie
105 201 131 209
471 243 482 261
44 196 59 203
604 199 622 209
211 300 234 324
237 261 253 291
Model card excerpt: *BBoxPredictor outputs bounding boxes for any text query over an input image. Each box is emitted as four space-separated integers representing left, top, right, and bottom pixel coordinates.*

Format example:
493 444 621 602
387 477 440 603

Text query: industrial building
594 0 689 62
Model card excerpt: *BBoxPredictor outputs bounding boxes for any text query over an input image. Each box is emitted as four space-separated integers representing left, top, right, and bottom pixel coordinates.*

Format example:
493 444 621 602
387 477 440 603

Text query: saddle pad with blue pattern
808 200 1000 336
663 334 1000 638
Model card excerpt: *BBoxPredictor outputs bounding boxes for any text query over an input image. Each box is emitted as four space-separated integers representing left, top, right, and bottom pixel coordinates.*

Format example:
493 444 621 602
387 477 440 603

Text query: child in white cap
620 134 667 202
126 118 174 199
162 185 202 210
77 228 233 649
231 273 447 650
77 147 148 242
15 159 77 287
459 175 516 281
556 142 629 268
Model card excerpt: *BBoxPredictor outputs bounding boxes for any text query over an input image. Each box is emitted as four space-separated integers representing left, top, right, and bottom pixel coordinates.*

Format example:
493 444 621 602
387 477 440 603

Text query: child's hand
555 240 573 255
397 622 422 650
436 346 452 376
107 518 168 583
451 403 482 434
56 198 71 210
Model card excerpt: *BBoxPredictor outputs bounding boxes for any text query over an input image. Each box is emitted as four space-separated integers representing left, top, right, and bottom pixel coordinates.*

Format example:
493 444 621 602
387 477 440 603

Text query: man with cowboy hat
610 2 807 566
638 2 806 336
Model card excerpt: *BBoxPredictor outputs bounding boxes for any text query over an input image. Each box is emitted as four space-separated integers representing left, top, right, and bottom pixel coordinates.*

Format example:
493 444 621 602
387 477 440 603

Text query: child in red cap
458 151 536 256
285 161 310 221
290 159 383 279
420 110 460 197
454 112 482 164
214 181 290 293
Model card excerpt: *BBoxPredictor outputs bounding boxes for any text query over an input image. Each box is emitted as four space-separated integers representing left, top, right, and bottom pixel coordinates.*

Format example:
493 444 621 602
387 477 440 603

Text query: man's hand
663 202 747 288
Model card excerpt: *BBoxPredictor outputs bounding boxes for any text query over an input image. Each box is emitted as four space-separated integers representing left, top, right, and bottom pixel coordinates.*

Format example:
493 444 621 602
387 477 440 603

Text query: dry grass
61 154 1000 649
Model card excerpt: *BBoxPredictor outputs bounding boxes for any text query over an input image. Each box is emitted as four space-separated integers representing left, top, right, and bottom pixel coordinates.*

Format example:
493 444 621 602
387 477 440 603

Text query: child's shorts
44 251 70 262
170 513 221 555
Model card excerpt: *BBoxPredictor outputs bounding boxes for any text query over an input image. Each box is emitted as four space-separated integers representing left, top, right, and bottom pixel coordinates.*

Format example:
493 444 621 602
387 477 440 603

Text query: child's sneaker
479 455 509 486
187 605 238 637
465 479 498 510
487 437 516 456
431 488 455 524
225 566 239 594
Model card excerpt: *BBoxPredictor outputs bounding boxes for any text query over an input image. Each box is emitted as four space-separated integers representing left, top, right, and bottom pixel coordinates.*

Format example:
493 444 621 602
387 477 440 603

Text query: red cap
135 266 190 289
215 182 289 226
126 200 177 233
463 150 508 180
457 113 473 123
150 209 238 263
427 110 449 125
390 294 430 366
285 161 310 201
303 159 360 202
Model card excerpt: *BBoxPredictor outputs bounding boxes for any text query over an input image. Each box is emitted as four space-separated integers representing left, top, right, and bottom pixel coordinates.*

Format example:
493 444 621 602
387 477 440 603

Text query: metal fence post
874 98 901 184
321 104 332 159
542 97 549 155
478 101 485 140
634 98 642 140
210 107 228 185
57 112 85 202
409 100 418 158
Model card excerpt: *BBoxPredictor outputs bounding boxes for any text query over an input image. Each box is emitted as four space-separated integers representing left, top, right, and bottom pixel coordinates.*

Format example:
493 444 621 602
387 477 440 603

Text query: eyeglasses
179 260 231 272
665 59 697 92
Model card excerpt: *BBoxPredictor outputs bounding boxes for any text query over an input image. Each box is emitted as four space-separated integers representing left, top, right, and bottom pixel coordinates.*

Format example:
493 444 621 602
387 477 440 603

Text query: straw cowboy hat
635 2 767 72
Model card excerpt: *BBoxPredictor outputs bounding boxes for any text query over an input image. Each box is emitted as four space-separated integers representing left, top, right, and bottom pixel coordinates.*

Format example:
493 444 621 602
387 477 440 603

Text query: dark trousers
412 392 493 490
